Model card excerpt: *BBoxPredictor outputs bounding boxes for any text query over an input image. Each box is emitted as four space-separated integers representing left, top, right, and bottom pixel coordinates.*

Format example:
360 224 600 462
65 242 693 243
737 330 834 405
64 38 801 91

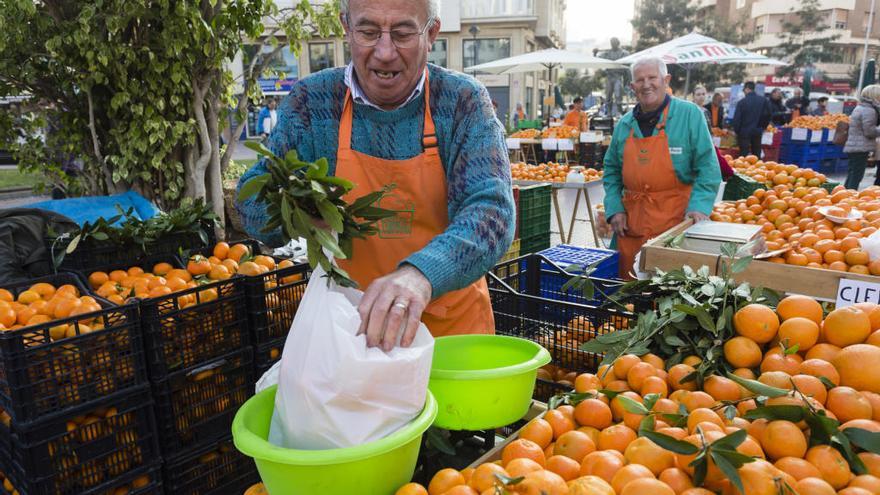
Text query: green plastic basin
429 335 551 430
232 385 437 495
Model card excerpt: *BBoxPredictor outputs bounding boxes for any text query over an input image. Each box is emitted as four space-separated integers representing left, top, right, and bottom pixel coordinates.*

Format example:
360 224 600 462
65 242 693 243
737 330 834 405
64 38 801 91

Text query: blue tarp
25 190 160 226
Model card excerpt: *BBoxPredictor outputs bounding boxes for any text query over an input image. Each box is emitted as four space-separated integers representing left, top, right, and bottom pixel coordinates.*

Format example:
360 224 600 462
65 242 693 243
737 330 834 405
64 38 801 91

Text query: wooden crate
466 402 547 468
640 220 880 301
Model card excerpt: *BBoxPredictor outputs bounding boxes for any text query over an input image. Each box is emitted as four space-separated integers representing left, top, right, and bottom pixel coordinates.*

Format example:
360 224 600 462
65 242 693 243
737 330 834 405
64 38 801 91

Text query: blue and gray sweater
235 64 515 298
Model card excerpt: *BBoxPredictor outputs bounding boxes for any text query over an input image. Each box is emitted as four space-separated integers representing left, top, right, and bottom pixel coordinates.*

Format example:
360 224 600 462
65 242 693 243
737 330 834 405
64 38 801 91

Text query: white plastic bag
266 266 434 450
861 229 880 261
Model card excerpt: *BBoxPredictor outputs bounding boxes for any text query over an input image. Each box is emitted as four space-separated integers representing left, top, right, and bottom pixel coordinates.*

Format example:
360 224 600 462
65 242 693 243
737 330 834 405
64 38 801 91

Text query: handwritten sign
506 138 521 150
712 136 722 147
836 278 880 308
828 129 836 142
810 130 823 143
542 138 559 150
761 132 774 145
581 131 602 143
791 128 808 141
558 139 575 151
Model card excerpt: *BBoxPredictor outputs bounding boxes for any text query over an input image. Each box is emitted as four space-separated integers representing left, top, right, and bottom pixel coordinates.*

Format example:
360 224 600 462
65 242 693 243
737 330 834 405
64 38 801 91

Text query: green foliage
0 1 341 210
557 69 602 101
238 143 396 288
632 0 694 52
774 0 842 77
47 198 219 268
579 242 780 384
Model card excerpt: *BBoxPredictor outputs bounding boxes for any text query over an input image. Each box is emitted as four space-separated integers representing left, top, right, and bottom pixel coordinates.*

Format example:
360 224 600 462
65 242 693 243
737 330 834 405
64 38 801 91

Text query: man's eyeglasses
348 21 431 49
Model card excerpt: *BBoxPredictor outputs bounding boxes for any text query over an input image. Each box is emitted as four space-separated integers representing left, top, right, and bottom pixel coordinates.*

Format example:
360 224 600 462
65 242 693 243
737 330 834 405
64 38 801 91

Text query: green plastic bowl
429 334 551 430
232 385 437 495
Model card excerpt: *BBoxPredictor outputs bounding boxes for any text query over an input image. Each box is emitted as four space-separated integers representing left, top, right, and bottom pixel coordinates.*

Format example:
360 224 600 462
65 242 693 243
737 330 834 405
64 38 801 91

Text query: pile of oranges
87 242 298 308
511 129 541 139
398 295 880 495
726 155 829 189
543 126 580 139
711 128 730 137
710 184 880 273
511 163 602 183
787 114 848 131
0 282 103 339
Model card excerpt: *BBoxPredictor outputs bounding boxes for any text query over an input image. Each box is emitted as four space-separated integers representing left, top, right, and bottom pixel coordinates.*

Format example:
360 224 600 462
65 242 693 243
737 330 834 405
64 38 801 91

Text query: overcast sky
566 1 634 48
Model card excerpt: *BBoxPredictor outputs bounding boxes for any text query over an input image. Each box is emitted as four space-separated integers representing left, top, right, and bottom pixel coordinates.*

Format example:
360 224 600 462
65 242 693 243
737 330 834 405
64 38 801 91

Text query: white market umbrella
464 49 624 117
619 32 786 93
464 48 625 74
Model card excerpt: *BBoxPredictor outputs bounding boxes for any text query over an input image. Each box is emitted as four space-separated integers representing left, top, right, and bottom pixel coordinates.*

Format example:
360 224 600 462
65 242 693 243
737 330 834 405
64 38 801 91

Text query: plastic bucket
429 335 551 430
232 385 437 495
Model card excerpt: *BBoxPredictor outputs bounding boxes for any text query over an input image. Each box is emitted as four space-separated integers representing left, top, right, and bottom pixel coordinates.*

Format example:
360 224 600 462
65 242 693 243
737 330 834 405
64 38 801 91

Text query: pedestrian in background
512 102 525 129
732 81 771 157
706 92 725 129
812 96 829 116
256 98 278 140
693 85 711 129
843 85 880 190
767 88 789 126
786 88 809 118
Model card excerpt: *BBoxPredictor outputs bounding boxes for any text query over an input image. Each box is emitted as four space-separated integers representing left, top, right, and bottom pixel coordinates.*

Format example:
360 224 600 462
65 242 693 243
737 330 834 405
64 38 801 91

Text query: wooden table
513 179 604 247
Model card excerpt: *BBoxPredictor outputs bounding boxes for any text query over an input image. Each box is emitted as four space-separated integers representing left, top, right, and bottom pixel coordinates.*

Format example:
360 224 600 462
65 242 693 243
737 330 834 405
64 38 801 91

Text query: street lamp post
469 25 480 77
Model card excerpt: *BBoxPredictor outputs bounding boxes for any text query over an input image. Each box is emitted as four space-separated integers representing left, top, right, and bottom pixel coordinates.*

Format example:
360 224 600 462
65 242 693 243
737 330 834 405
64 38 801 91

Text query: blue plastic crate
782 128 828 145
538 245 620 280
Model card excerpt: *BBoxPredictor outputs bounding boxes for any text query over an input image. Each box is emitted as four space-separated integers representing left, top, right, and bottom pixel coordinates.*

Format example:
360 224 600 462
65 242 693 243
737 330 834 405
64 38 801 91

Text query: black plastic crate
140 277 249 378
0 387 160 495
255 337 285 378
152 349 253 456
190 239 311 347
162 436 259 495
488 254 637 378
0 273 146 423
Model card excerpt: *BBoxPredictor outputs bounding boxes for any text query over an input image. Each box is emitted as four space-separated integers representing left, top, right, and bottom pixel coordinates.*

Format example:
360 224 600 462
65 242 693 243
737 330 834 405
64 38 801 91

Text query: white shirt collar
344 63 426 111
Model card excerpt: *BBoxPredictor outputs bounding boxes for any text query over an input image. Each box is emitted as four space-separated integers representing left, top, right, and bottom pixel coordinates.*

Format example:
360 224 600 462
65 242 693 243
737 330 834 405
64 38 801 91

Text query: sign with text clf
836 278 880 308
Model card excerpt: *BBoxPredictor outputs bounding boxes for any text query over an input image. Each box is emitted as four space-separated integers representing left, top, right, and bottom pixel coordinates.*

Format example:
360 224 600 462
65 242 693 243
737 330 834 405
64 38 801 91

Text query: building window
836 20 847 29
343 42 351 65
309 42 335 73
428 39 447 67
241 44 299 92
463 38 511 71
525 89 533 119
755 24 764 35
736 0 745 8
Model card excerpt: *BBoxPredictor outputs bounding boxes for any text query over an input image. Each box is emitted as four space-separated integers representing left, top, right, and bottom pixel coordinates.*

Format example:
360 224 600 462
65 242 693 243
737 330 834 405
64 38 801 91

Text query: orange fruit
506 458 543 478
520 418 554 450
501 439 545 467
545 455 581 481
467 463 507 492
109 270 127 282
621 478 674 495
626 362 656 392
795 477 837 495
806 445 852 489
553 430 595 463
613 354 641 380
849 474 880 493
826 386 873 422
833 344 880 393
597 424 637 453
667 364 697 391
611 463 655 494
578 450 625 484
805 343 842 362
514 470 568 495
88 272 109 290
723 336 762 368
227 243 250 263
774 457 822 481
254 255 277 271
824 306 871 347
791 374 828 405
761 420 807 461
208 264 231 280
574 373 601 393
574 399 612 430
799 358 840 386
623 436 675 475
428 468 465 495
152 262 173 276
238 261 262 277
167 269 192 282
395 483 428 495
213 242 230 260
760 351 802 375
658 467 694 494
777 317 819 351
734 304 779 343
567 475 615 495
187 257 212 276
703 375 741 401
641 376 669 398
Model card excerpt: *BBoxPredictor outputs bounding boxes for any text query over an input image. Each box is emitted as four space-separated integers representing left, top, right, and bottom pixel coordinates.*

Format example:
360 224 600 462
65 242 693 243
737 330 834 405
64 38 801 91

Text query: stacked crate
0 274 161 494
779 128 847 173
517 184 552 255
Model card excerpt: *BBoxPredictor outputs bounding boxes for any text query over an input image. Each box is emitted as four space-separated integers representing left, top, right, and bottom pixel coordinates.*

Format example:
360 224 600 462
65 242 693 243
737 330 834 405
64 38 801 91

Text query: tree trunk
86 88 124 195
188 80 211 200
206 94 226 240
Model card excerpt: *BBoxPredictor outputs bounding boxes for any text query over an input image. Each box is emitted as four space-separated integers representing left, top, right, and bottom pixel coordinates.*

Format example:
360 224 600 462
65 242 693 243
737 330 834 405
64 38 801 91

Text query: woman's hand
609 213 629 237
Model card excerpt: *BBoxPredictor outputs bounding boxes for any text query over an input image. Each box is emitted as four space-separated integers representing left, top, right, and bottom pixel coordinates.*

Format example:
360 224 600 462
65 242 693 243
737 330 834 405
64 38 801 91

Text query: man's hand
357 264 432 351
686 211 710 223
609 213 629 237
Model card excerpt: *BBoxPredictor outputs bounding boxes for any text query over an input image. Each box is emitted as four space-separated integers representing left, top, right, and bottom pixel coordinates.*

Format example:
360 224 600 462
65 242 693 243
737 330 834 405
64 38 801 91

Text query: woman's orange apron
617 106 692 279
335 72 495 336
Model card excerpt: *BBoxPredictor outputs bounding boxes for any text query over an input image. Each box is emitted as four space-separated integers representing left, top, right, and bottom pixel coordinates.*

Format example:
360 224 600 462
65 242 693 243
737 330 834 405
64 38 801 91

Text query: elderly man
236 0 515 350
603 57 721 279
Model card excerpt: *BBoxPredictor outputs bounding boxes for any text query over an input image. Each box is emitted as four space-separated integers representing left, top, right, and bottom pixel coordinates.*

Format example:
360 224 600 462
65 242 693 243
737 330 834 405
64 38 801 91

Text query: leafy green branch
238 142 396 288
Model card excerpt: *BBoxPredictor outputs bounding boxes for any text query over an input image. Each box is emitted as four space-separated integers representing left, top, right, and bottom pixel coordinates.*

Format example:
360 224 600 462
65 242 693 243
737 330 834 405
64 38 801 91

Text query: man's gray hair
340 0 441 25
630 57 668 79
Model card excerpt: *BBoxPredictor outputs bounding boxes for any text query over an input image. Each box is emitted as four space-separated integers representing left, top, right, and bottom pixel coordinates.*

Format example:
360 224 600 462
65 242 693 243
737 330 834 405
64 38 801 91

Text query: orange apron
617 106 692 279
335 72 495 336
